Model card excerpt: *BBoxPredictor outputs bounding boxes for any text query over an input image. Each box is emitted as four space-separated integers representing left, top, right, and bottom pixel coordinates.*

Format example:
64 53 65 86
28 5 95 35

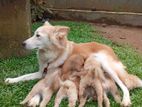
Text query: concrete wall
46 0 142 13
53 9 142 26
0 0 31 58
45 0 142 26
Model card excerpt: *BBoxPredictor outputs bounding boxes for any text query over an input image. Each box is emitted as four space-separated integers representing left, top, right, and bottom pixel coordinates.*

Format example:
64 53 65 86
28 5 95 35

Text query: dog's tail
119 72 142 90
111 61 142 90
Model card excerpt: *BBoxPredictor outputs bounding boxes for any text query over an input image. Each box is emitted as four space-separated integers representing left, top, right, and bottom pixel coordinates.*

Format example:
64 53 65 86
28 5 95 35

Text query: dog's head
22 21 70 50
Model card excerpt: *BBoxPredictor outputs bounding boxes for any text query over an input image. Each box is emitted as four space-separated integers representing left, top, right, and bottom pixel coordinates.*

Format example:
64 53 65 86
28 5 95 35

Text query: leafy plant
31 0 53 22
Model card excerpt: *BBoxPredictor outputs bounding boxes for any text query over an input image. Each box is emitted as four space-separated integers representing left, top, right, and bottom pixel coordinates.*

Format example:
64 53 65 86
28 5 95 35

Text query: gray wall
45 0 142 26
46 0 142 13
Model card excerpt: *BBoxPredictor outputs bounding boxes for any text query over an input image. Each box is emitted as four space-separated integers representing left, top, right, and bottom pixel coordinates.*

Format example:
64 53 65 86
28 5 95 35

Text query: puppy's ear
44 21 52 26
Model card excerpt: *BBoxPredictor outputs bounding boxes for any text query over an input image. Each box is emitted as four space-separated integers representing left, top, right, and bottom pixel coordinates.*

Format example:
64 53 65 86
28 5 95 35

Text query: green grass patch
0 21 142 107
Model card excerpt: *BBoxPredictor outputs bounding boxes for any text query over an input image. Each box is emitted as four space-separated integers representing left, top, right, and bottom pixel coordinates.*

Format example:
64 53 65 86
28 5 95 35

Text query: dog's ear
55 26 70 38
50 26 70 49
44 21 52 26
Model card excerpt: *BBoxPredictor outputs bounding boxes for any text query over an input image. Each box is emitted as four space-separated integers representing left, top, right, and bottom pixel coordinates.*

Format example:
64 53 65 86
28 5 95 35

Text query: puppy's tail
58 77 64 86
59 78 74 89
59 77 69 89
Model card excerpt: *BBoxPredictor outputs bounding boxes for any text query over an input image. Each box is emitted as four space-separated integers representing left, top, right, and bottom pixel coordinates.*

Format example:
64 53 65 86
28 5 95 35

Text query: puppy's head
70 54 85 72
22 21 70 50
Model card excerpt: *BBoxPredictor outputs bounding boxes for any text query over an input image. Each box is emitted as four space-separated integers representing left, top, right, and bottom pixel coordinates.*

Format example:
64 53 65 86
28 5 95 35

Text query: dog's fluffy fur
6 21 142 106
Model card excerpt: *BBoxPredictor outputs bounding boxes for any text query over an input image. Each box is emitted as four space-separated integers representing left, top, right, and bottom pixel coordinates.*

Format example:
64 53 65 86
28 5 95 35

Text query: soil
93 24 142 54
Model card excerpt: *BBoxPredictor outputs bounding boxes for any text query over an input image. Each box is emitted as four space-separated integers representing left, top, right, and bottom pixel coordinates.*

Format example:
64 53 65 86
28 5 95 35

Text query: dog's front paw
5 78 16 84
121 99 131 107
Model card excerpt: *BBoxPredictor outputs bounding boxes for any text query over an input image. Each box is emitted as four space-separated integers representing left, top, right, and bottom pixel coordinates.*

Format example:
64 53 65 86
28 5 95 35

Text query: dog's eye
36 34 40 37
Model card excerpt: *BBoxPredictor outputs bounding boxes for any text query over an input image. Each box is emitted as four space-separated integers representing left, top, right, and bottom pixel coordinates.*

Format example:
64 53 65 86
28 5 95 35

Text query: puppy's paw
121 99 131 107
28 94 40 107
5 78 16 84
20 101 25 105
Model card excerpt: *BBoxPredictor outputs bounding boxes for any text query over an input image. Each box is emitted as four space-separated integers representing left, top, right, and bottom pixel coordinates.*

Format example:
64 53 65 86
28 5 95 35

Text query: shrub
31 0 53 22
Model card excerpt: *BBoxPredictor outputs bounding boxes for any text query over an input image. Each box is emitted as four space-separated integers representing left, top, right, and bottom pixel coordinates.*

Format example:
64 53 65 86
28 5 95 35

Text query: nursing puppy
78 71 109 107
77 54 121 107
20 68 61 107
54 80 77 107
54 54 85 107
60 54 85 81
5 21 142 106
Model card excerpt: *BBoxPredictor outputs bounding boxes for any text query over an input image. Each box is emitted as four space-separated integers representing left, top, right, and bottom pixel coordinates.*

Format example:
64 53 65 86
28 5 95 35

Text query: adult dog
5 21 142 106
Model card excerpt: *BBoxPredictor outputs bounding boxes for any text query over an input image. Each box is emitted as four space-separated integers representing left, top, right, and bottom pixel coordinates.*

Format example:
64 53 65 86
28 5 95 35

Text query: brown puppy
60 54 85 81
54 80 78 107
84 54 121 104
54 54 85 107
20 68 61 107
76 55 121 107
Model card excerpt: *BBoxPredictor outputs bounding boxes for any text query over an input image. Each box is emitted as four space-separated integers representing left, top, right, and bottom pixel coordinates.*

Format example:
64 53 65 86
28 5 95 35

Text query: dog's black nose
22 42 26 47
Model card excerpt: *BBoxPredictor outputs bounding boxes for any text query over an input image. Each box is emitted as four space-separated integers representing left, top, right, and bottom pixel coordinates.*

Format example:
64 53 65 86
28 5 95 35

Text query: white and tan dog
5 21 142 106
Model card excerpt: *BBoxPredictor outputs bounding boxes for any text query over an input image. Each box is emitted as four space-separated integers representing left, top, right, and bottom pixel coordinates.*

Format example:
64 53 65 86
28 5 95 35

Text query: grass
0 21 142 107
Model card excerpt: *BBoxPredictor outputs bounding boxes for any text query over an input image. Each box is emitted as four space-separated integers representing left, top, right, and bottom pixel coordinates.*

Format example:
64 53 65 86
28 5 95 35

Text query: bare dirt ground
94 24 142 54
